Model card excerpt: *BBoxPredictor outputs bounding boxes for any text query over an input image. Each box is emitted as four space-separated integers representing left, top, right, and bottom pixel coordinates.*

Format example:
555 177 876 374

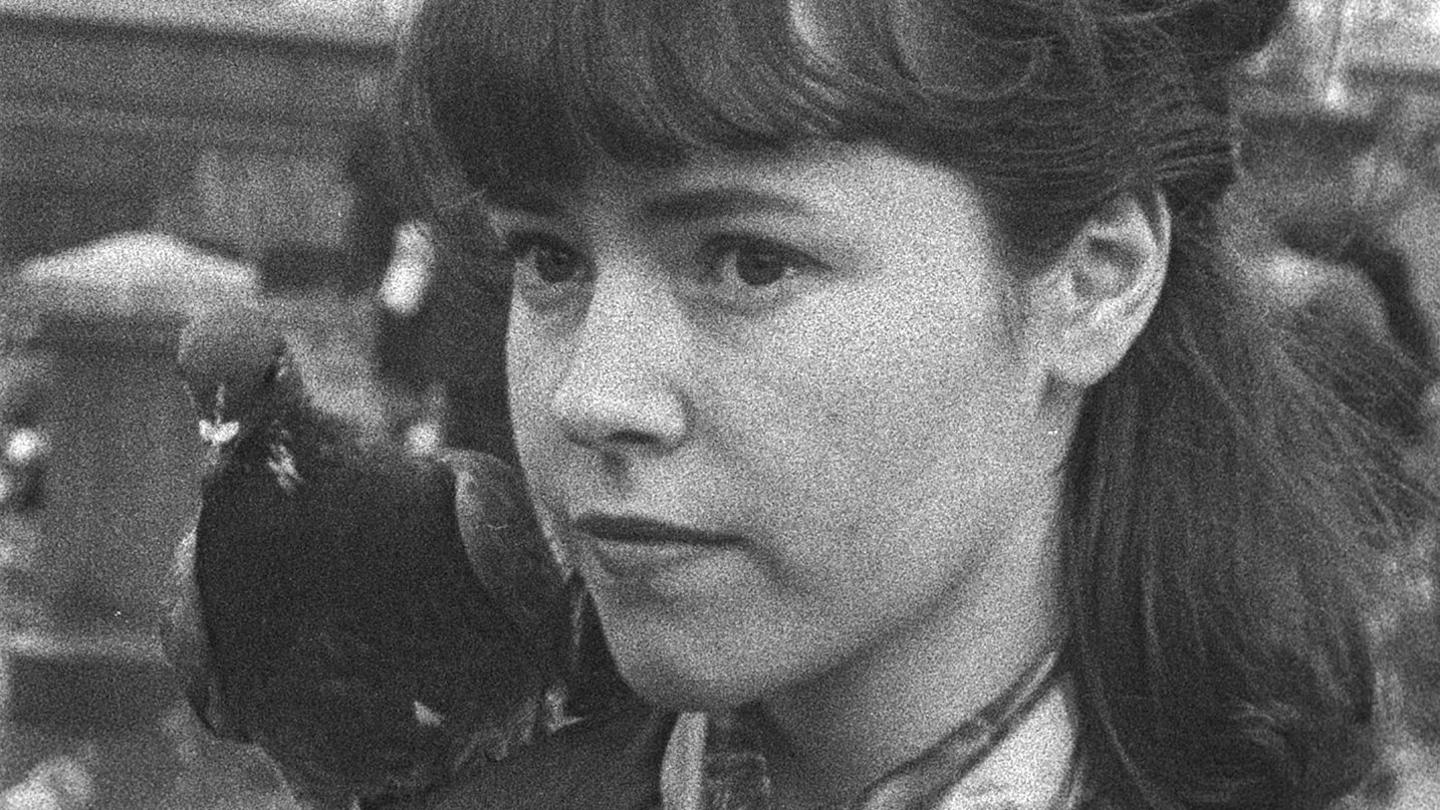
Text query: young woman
393 0 1425 807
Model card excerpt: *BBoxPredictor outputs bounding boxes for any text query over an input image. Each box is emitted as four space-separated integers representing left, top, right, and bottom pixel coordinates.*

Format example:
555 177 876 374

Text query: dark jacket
422 701 673 810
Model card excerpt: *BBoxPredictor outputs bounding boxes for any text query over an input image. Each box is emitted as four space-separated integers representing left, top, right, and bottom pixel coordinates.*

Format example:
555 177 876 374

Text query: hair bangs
396 0 1235 257
405 0 883 195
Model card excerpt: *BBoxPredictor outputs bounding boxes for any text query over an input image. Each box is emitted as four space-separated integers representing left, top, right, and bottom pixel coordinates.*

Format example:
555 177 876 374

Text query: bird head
176 304 303 475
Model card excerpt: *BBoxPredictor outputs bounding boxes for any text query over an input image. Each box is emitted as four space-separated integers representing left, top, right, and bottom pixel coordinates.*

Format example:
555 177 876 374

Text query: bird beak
197 420 240 475
202 441 232 476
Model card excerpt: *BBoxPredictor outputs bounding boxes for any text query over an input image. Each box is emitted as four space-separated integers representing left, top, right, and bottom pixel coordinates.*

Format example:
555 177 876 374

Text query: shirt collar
659 657 1079 810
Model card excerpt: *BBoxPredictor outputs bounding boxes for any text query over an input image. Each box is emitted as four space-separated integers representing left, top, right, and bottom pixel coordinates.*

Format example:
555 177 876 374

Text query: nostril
560 423 659 452
609 429 655 446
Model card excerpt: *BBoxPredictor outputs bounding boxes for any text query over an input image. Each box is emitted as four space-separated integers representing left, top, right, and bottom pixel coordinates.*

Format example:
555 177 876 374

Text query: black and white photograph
4 0 1440 807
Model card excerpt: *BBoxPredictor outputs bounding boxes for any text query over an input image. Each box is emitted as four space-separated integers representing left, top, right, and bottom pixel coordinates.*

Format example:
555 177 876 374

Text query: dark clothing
422 701 671 810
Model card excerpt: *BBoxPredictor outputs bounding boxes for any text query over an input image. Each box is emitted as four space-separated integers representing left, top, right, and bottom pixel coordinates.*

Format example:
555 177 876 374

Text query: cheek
728 293 1044 603
746 295 1036 514
505 309 556 472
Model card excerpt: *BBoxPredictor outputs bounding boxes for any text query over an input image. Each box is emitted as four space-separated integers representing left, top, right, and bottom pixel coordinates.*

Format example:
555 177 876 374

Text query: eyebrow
636 188 815 223
485 185 815 223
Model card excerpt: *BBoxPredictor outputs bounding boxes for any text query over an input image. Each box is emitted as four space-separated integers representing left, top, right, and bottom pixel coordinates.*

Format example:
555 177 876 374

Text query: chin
614 647 768 713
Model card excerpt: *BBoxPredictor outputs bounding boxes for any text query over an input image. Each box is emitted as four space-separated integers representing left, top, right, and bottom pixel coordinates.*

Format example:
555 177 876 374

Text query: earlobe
1042 191 1170 388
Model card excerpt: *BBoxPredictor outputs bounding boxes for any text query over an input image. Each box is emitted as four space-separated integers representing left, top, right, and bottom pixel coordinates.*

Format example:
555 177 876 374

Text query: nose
549 277 689 458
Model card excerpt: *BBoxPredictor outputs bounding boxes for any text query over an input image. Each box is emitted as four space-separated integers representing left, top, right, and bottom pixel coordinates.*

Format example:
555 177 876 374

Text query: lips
573 514 740 547
570 514 743 583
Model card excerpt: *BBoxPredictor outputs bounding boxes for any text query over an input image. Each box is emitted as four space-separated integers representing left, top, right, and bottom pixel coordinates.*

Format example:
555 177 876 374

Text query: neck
758 516 1066 808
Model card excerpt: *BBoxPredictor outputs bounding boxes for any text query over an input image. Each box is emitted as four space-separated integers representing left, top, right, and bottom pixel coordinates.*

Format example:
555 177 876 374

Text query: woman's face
500 143 1065 709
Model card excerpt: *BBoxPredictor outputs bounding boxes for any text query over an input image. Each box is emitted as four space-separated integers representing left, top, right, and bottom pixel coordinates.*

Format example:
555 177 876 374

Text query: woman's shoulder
420 700 673 810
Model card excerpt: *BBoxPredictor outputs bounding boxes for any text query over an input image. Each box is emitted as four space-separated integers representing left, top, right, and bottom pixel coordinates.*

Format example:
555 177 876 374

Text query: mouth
570 514 744 583
574 514 741 547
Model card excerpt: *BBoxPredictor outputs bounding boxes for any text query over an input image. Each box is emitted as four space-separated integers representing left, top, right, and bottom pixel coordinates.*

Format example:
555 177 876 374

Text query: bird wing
159 527 249 743
437 449 568 655
438 449 633 721
169 441 583 806
236 450 571 804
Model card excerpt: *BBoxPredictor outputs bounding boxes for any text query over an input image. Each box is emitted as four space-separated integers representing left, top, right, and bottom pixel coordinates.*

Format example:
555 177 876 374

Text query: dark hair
397 0 1282 264
393 0 1420 806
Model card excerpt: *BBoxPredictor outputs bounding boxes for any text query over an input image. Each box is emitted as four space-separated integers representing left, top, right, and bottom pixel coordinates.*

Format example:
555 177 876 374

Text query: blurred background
1 0 1440 807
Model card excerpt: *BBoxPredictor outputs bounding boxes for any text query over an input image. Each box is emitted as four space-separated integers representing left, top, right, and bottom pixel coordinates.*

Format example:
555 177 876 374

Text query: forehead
484 142 993 231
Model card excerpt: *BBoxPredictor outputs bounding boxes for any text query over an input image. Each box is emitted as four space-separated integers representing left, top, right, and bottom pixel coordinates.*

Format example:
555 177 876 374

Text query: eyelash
500 232 584 279
498 231 589 309
500 231 822 312
697 235 816 288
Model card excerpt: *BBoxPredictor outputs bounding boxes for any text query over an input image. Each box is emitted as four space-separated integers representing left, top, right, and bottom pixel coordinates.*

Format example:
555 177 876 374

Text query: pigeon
161 302 586 810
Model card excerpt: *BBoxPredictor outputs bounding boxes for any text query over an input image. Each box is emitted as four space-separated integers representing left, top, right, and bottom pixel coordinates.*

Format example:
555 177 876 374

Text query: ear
1033 191 1170 390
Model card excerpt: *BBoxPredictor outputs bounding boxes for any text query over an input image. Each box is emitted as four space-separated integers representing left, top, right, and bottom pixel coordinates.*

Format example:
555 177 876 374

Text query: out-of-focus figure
1256 205 1440 809
1274 209 1439 443
0 744 98 810
370 220 513 463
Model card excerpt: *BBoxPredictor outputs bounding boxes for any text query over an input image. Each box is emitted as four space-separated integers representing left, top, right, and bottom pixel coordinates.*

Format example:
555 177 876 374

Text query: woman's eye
506 234 585 285
701 237 818 301
499 232 590 311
